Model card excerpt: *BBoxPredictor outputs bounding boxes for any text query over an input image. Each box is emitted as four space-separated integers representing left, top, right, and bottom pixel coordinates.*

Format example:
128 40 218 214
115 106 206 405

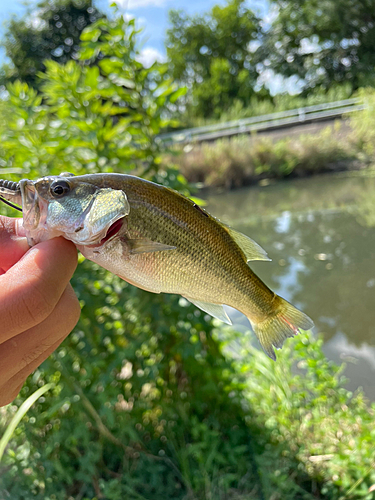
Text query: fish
0 173 314 359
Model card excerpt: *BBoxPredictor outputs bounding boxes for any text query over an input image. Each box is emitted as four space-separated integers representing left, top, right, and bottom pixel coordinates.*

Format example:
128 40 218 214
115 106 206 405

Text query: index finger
0 236 78 343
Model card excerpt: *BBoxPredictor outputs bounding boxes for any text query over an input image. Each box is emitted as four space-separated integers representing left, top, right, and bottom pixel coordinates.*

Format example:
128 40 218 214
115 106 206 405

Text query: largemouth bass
0 173 313 359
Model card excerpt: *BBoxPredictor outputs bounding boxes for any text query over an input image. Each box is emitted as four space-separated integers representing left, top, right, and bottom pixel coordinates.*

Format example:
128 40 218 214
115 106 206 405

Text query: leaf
169 87 187 103
0 384 54 462
80 28 101 42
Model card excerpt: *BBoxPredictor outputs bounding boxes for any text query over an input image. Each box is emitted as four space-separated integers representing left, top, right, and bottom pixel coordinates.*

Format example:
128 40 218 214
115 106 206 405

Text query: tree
0 16 185 178
1 0 104 87
166 0 263 118
264 0 375 92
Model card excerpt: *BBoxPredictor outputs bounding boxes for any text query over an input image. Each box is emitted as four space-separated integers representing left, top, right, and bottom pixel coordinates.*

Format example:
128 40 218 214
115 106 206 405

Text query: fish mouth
88 217 125 248
101 217 124 243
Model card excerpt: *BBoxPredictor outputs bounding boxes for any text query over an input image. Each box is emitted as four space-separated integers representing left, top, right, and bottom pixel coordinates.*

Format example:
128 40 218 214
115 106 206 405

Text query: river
205 171 375 399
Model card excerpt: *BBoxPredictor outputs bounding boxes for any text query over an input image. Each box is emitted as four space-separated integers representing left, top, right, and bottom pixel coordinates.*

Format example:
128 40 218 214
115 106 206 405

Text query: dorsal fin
223 225 271 262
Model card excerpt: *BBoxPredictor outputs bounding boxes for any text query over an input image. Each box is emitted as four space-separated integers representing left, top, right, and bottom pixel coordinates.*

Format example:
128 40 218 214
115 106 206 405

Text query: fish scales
97 177 268 304
0 172 314 359
89 174 275 319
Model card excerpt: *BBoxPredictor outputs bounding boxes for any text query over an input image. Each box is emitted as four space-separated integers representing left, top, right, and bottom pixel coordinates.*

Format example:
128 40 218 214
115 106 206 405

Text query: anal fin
184 297 232 325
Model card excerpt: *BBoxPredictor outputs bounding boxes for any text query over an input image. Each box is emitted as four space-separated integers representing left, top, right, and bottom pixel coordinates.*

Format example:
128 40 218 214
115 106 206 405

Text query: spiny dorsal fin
184 297 232 325
224 225 271 262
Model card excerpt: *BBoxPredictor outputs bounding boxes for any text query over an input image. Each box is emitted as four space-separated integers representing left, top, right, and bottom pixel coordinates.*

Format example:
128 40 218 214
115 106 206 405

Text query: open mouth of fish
91 217 125 247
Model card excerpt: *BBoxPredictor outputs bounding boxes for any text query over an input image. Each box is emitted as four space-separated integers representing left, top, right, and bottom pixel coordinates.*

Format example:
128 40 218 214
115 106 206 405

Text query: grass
167 120 363 189
0 383 54 462
165 88 375 190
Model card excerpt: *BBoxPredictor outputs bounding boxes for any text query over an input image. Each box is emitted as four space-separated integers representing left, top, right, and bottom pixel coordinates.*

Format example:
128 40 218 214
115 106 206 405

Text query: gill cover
18 176 130 246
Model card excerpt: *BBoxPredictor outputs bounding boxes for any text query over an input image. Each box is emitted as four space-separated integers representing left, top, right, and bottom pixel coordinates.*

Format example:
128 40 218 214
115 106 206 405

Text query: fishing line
0 196 23 212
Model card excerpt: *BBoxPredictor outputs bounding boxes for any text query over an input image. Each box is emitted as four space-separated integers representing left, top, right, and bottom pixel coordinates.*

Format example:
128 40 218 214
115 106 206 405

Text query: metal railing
158 98 365 145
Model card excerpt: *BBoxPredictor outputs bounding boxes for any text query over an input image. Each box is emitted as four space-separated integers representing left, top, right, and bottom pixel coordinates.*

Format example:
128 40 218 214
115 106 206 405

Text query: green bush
0 15 183 181
0 260 261 500
172 123 359 189
237 332 375 500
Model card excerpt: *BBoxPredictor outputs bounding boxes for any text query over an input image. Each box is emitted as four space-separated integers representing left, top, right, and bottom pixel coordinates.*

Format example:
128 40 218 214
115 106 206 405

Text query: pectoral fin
128 239 176 255
225 225 271 262
184 297 232 325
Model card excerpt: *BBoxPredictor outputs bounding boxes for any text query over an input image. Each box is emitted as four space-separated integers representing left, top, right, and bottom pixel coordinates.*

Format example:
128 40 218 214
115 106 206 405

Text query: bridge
158 98 365 145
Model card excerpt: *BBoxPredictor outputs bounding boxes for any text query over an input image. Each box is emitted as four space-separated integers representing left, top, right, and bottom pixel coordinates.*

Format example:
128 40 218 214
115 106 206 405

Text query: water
205 171 375 399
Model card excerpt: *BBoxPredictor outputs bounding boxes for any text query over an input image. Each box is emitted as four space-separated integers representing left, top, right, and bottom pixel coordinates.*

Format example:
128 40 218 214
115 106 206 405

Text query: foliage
236 332 375 500
2 312 375 499
0 0 104 88
166 0 264 119
170 120 360 189
350 88 375 157
263 0 375 92
0 16 184 180
181 83 353 129
167 88 375 189
0 262 263 500
0 384 54 462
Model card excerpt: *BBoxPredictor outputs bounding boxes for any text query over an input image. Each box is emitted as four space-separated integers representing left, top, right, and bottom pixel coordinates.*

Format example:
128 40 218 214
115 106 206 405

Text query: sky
0 0 268 65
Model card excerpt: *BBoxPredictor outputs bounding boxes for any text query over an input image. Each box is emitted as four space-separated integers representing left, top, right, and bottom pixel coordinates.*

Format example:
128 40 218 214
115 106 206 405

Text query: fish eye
50 180 70 198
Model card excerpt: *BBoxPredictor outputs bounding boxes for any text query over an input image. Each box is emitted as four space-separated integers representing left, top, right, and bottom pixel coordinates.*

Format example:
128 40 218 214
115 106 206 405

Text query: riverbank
164 97 375 189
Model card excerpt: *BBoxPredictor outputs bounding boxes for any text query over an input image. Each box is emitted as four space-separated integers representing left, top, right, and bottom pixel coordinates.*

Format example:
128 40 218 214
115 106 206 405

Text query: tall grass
0 384 54 462
167 89 375 190
170 120 361 189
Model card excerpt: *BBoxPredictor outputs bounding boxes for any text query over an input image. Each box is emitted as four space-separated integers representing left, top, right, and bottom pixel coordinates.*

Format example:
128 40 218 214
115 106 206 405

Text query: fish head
19 175 130 246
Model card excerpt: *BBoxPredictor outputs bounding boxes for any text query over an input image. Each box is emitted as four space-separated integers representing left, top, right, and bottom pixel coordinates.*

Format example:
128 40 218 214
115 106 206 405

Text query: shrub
171 120 363 189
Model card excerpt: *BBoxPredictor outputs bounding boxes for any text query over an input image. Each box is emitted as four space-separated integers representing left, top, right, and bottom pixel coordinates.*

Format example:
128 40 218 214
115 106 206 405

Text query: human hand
0 216 81 406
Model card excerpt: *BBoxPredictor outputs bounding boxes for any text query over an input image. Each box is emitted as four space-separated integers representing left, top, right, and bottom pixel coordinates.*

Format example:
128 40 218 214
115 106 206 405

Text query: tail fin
249 297 314 360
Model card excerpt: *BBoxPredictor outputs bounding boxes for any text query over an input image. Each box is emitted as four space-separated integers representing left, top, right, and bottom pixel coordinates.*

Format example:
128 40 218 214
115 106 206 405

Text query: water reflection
205 172 375 398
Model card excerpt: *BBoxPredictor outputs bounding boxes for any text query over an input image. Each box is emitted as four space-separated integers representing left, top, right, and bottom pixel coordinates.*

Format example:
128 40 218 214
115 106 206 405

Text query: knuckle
20 282 58 326
20 341 50 369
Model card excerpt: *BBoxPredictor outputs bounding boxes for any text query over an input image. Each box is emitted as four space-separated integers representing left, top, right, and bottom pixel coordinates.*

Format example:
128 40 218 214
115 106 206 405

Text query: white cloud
113 0 168 9
137 47 166 67
122 12 135 21
256 68 305 96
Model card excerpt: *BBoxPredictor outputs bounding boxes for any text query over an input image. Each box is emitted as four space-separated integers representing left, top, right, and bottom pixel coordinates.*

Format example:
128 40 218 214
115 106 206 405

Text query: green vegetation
262 0 375 92
0 0 104 88
169 91 375 189
0 2 375 499
0 15 182 181
166 0 262 120
165 0 375 122
1 309 375 499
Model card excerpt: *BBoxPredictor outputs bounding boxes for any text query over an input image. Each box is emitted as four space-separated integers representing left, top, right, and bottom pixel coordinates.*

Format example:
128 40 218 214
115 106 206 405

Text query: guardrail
158 98 365 145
